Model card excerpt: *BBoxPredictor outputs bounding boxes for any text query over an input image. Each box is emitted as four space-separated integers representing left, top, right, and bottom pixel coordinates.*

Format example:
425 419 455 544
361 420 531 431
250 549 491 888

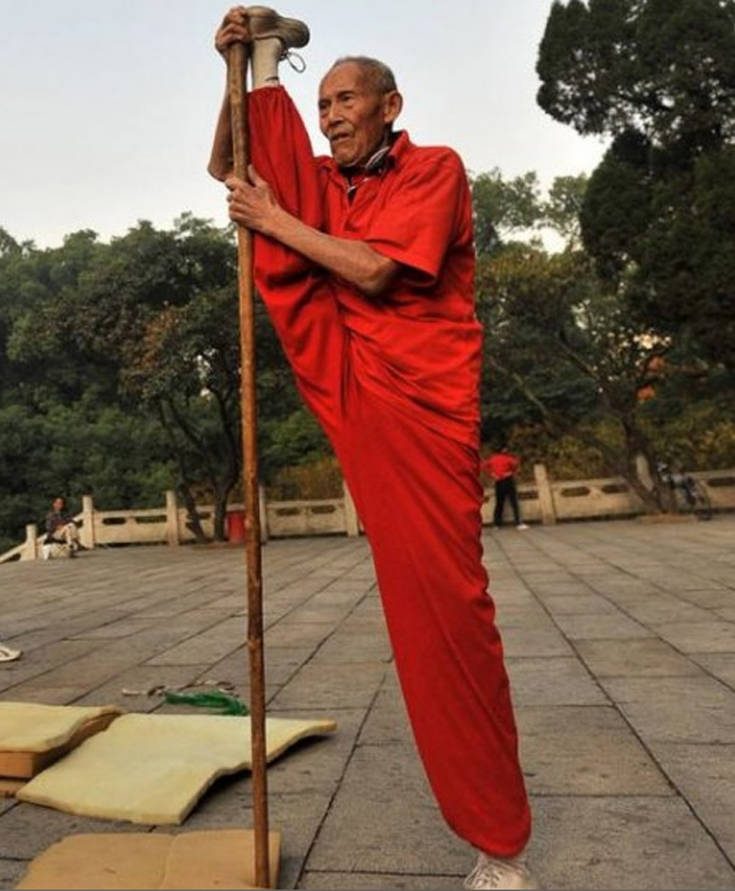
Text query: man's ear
383 90 403 126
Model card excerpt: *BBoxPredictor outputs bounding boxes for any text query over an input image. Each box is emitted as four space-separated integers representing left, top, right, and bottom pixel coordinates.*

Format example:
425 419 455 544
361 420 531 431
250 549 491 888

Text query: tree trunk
212 475 238 541
178 482 208 543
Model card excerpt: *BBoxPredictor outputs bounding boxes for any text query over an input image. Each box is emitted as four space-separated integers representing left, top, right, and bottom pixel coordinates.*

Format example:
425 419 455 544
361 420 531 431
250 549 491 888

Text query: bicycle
656 463 713 521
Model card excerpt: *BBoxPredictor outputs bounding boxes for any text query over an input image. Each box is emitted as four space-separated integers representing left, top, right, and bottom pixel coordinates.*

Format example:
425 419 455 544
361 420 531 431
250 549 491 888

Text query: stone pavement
1 517 735 890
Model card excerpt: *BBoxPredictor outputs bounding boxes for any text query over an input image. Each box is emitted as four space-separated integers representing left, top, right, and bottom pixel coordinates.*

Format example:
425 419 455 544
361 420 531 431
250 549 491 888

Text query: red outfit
249 87 530 857
483 453 520 481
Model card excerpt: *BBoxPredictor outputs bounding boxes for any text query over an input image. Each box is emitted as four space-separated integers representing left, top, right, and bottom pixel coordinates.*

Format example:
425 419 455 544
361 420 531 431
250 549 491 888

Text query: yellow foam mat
0 702 123 752
16 829 281 889
18 713 337 824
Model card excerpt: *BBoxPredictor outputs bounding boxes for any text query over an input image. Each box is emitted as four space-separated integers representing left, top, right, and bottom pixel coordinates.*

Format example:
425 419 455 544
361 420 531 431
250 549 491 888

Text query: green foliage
0 216 317 548
495 423 620 481
538 0 735 147
0 399 173 552
472 169 543 253
259 408 331 483
538 0 735 369
267 455 342 501
544 174 590 246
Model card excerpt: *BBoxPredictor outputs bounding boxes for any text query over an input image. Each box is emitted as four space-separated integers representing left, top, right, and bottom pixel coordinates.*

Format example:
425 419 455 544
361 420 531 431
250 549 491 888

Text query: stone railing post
259 484 269 544
343 480 360 537
165 490 180 547
80 495 96 550
23 524 39 561
534 463 557 526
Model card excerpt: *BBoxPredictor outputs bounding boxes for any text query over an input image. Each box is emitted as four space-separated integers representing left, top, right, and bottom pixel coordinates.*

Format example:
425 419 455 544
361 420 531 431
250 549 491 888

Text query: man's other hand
215 6 251 58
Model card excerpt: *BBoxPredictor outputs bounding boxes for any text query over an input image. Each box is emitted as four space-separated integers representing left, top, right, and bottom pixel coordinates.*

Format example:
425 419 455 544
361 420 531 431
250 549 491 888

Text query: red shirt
482 453 520 480
316 132 482 446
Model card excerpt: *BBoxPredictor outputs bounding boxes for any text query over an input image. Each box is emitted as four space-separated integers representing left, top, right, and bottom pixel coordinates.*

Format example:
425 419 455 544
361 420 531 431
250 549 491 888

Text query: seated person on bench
43 497 81 558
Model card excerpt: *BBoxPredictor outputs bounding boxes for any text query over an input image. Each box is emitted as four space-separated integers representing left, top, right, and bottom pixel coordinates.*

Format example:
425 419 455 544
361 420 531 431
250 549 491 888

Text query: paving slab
610 594 715 625
357 684 413 747
1 518 735 889
692 653 735 689
0 860 26 890
0 802 152 862
532 795 735 890
269 661 388 711
677 588 735 609
506 657 608 706
499 626 575 658
541 594 620 616
516 706 673 796
551 613 653 641
574 638 704 678
306 743 471 876
300 871 463 889
600 676 735 743
649 742 735 862
650 620 735 653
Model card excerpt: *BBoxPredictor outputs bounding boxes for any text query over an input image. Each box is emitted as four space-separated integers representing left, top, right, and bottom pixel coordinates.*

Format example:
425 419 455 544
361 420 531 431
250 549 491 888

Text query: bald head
318 57 403 168
323 56 398 97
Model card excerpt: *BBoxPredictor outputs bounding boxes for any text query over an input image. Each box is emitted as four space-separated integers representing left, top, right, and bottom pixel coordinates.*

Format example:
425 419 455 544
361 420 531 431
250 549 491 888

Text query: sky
1 0 608 249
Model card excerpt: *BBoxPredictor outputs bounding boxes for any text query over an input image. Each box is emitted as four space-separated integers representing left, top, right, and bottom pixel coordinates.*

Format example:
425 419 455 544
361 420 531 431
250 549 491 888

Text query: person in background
44 497 81 558
482 446 529 530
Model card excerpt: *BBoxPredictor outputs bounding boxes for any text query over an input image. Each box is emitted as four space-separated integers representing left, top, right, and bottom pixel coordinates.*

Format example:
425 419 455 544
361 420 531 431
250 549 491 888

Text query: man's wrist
266 205 298 242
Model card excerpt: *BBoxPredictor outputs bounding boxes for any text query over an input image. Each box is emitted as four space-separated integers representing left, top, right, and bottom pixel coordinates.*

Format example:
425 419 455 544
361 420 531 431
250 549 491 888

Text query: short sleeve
363 151 468 284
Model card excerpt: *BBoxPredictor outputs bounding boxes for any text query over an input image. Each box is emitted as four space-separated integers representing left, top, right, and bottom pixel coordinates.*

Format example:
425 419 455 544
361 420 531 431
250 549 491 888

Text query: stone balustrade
2 466 734 564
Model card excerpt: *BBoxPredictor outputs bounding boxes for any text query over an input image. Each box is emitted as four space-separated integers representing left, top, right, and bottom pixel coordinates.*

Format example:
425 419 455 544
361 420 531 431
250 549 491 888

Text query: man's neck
338 131 394 177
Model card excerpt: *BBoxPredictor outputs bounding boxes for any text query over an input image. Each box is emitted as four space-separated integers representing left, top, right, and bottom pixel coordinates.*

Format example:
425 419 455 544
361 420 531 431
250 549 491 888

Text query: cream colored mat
16 829 281 889
18 713 337 824
0 702 123 752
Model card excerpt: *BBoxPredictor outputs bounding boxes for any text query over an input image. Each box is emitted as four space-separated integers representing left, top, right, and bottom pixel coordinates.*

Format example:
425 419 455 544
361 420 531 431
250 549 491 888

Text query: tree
471 169 544 254
544 173 589 246
0 216 328 547
537 0 735 369
475 170 598 446
471 168 731 511
0 229 179 550
478 243 674 510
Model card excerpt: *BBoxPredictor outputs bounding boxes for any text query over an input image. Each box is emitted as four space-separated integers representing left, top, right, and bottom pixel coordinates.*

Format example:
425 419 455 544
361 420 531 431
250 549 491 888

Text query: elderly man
209 8 534 889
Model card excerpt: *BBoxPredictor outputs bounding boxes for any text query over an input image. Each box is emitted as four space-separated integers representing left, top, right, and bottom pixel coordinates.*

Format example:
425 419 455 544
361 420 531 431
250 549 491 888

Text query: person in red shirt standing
482 447 530 531
209 8 535 889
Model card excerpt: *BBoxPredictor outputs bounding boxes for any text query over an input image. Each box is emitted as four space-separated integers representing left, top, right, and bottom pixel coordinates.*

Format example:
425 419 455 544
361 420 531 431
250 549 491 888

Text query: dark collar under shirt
340 135 396 202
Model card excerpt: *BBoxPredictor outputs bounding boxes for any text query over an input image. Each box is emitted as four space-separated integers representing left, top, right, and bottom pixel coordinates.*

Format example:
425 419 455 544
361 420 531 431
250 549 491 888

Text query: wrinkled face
53 498 65 512
318 62 401 167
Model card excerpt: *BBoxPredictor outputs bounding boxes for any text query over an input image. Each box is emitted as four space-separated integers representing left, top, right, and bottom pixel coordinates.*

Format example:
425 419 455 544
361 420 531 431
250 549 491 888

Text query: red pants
249 88 531 857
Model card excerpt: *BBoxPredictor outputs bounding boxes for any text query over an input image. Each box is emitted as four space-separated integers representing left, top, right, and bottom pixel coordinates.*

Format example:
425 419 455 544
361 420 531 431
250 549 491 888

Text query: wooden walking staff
227 41 271 889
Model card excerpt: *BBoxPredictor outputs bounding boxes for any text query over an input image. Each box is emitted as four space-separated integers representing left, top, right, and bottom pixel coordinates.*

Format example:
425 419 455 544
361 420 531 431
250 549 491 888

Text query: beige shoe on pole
464 852 538 890
245 6 310 49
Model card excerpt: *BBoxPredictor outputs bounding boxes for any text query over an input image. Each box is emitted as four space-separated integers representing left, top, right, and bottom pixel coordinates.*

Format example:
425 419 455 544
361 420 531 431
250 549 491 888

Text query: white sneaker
464 852 538 890
0 644 22 663
516 523 529 531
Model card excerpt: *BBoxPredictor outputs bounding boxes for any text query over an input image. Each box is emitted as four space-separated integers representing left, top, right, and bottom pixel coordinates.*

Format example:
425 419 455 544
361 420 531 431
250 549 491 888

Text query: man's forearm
208 92 234 181
264 207 397 298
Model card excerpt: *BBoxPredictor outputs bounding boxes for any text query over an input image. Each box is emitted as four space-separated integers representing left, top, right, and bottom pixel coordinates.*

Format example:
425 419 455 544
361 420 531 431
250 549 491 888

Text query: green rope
164 690 249 716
